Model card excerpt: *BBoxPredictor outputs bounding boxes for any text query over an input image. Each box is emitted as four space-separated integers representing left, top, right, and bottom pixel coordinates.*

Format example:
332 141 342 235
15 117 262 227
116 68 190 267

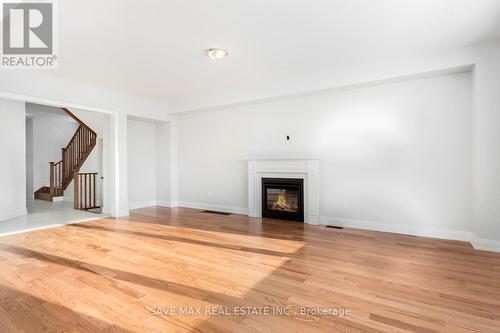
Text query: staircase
34 108 97 203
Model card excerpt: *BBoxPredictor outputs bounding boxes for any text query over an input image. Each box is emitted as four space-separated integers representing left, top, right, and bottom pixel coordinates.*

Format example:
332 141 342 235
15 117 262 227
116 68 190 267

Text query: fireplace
261 178 304 222
248 160 319 224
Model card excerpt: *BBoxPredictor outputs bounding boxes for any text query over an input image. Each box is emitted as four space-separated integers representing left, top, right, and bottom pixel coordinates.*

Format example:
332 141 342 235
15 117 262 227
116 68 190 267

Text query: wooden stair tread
34 186 50 194
34 186 64 202
34 192 53 202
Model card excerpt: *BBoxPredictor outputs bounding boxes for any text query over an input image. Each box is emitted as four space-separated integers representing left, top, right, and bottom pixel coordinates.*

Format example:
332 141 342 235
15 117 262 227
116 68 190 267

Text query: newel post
49 162 55 195
74 170 79 209
61 148 65 181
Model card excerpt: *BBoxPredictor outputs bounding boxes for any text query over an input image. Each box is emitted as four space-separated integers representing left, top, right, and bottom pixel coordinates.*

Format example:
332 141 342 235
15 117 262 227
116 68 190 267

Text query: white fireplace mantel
248 159 320 225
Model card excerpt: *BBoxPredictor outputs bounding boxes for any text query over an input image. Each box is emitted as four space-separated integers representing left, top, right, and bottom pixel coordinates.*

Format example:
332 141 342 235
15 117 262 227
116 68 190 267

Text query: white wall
71 108 106 138
29 112 79 192
127 119 172 209
25 118 33 198
0 99 26 221
177 72 473 237
472 40 500 248
128 119 157 209
156 122 172 206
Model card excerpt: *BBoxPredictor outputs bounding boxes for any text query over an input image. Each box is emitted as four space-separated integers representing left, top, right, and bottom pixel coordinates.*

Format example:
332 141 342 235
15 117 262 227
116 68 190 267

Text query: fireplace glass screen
261 178 304 222
266 188 299 213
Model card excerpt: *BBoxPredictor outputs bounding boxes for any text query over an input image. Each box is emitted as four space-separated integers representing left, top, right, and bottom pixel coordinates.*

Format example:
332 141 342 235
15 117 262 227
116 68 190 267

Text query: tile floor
0 199 106 236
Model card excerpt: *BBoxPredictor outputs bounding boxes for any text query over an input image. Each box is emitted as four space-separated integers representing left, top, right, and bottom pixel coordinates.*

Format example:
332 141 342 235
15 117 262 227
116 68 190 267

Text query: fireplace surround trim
247 160 320 225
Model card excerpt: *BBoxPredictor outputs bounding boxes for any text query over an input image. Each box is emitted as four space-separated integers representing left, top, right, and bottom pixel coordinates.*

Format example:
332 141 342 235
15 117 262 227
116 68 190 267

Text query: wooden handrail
60 107 96 137
65 125 82 151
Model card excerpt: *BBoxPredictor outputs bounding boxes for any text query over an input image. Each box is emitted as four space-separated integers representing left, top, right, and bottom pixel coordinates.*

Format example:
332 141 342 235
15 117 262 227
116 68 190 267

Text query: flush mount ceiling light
204 48 228 60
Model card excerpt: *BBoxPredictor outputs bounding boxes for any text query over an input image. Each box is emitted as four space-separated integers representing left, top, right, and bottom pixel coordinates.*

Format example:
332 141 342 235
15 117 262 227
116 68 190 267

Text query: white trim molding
128 201 159 210
248 159 320 225
177 201 248 215
320 216 472 242
471 237 500 253
126 201 173 210
0 208 27 223
321 216 500 253
115 209 130 217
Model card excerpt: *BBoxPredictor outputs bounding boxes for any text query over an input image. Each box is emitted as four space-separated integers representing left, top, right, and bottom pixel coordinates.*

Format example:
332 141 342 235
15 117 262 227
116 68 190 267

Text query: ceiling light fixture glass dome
204 48 228 60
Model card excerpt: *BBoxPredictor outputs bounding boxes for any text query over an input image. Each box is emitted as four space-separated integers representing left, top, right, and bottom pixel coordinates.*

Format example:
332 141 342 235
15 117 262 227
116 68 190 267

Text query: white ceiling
50 0 500 113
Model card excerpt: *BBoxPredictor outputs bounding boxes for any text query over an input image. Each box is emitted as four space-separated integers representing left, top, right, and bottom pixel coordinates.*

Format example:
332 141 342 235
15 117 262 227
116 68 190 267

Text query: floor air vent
326 225 344 229
201 210 232 216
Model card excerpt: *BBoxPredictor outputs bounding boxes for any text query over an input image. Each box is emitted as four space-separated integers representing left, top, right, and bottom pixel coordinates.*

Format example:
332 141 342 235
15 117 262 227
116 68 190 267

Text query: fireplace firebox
261 178 304 222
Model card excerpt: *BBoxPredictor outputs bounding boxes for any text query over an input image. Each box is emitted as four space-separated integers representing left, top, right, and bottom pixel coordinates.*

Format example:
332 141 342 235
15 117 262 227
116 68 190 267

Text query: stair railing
46 107 97 201
74 171 99 210
49 160 63 196
61 125 97 188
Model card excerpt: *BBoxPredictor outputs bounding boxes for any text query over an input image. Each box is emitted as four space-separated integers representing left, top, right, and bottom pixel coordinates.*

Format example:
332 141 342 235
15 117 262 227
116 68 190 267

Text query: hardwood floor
0 207 499 332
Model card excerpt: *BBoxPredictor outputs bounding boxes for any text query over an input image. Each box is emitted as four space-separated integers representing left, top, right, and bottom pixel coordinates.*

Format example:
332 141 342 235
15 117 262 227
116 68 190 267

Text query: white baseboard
114 209 130 217
471 237 500 253
128 200 173 209
156 201 172 208
177 201 248 215
320 216 473 242
52 196 64 202
128 201 158 210
0 207 28 222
